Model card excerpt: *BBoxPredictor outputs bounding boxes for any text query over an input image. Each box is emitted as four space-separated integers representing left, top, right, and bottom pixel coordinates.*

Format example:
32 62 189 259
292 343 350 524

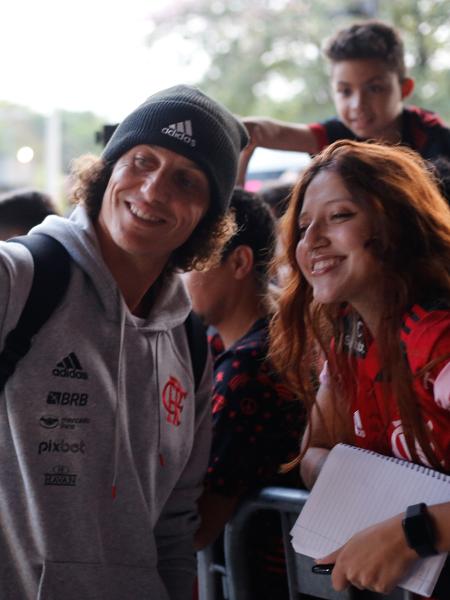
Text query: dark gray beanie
102 85 249 214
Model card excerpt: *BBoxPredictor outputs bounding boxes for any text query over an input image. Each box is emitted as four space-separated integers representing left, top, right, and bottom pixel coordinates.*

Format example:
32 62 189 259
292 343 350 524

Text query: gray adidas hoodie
0 206 212 600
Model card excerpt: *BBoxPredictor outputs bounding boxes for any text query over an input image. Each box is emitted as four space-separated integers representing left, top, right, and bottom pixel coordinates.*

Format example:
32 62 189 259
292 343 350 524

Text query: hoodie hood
30 205 192 330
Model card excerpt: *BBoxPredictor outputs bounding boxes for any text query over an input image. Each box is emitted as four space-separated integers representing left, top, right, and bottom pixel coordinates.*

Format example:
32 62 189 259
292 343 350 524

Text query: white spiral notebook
290 443 450 597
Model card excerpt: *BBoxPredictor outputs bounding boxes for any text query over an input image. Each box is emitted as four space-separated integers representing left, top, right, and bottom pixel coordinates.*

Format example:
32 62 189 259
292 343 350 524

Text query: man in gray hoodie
0 85 248 599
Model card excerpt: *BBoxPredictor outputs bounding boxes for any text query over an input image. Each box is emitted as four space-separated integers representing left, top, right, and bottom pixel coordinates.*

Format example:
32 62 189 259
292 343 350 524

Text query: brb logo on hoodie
162 376 187 426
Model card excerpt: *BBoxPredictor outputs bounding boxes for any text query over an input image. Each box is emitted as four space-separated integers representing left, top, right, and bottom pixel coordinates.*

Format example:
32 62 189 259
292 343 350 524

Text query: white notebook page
291 443 450 597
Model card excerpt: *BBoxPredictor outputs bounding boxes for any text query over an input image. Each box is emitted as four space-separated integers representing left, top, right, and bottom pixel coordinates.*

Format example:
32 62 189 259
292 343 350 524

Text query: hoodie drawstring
111 301 127 499
154 332 164 467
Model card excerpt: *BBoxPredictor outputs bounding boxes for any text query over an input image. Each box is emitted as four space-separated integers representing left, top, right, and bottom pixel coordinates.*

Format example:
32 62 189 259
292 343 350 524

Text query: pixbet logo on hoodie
38 438 86 455
161 120 196 148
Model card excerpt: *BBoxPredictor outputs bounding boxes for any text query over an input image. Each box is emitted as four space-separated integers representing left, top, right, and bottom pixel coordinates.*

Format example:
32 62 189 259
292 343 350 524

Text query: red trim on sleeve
408 105 446 127
309 123 329 152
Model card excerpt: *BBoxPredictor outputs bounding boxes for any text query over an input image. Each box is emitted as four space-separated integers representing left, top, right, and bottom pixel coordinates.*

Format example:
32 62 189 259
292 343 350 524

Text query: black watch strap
402 503 437 558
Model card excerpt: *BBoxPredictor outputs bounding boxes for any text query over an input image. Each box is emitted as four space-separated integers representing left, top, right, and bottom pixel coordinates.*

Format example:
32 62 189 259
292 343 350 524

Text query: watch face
403 504 436 557
406 514 427 546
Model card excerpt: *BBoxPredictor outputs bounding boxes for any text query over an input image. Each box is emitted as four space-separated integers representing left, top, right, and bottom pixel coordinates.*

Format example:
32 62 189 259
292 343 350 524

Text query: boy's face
330 58 413 143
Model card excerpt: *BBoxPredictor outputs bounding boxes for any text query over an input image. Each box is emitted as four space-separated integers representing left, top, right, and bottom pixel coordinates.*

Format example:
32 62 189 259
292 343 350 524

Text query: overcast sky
1 0 206 121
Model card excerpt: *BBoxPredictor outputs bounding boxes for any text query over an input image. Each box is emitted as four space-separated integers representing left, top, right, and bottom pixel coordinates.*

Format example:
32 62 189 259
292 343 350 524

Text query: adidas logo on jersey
52 352 88 380
161 120 196 148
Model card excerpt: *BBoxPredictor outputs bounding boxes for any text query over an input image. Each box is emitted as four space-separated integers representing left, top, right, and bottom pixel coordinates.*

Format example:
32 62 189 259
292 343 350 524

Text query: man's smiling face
96 144 210 270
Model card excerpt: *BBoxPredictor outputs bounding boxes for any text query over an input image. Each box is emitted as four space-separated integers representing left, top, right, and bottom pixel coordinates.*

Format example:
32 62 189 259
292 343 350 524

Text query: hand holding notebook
291 444 450 596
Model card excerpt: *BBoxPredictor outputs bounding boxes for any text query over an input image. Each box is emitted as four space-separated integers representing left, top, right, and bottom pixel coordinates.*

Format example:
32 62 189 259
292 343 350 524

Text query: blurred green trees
148 0 450 122
0 102 104 202
1 0 449 201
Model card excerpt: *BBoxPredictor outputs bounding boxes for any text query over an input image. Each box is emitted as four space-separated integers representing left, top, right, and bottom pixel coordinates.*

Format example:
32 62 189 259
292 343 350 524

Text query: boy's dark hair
324 20 406 80
221 187 276 290
0 189 58 237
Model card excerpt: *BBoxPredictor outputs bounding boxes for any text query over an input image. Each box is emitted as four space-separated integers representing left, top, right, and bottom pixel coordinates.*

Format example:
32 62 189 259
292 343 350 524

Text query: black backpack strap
184 310 208 393
0 234 71 390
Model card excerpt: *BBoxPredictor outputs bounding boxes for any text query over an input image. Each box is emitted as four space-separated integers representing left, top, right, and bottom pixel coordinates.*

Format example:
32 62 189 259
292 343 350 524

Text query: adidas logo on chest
161 120 196 147
52 352 88 380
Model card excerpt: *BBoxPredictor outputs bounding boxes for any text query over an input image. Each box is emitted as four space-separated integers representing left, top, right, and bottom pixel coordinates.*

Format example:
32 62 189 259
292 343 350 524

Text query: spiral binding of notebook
343 443 450 480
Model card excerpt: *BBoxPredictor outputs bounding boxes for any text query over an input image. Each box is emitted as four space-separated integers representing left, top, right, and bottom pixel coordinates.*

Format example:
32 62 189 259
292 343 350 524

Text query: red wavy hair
270 140 450 468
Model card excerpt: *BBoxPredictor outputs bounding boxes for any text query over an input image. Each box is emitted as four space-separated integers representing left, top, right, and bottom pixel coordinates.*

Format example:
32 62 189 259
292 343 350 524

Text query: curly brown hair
270 140 450 468
68 154 235 272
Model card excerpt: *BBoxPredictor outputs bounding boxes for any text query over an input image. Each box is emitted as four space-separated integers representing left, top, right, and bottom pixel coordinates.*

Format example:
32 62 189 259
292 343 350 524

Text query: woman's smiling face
295 169 385 323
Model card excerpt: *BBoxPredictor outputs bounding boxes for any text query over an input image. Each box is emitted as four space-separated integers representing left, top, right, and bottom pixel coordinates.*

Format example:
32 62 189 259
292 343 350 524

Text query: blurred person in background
259 182 295 288
259 182 292 221
0 188 59 240
187 188 304 599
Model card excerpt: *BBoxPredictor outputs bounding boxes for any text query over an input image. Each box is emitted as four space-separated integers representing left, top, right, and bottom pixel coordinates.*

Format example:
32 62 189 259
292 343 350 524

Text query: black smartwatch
402 502 437 558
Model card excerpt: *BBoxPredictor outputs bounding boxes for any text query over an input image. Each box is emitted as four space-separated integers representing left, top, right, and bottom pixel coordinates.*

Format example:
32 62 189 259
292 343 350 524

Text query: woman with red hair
270 139 450 597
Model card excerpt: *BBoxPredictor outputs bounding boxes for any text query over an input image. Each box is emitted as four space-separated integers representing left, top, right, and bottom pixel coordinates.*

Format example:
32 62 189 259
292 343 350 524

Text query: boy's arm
237 117 320 186
242 117 320 154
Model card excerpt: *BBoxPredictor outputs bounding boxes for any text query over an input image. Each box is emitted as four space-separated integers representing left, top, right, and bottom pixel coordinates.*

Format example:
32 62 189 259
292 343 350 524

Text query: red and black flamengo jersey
205 318 304 495
331 301 450 473
309 105 450 160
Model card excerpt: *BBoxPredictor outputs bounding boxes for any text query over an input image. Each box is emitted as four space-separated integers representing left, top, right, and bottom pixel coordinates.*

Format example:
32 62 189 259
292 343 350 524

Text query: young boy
240 20 450 180
187 188 303 599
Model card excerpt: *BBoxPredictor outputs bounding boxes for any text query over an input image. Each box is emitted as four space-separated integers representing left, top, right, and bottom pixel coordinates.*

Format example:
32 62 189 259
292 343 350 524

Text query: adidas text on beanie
102 85 249 214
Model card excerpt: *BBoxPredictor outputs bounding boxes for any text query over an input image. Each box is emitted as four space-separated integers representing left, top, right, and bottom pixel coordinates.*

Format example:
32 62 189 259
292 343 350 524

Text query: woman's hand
315 513 419 594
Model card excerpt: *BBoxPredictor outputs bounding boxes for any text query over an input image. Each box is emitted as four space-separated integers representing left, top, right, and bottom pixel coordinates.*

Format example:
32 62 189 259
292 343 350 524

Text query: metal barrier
198 486 412 600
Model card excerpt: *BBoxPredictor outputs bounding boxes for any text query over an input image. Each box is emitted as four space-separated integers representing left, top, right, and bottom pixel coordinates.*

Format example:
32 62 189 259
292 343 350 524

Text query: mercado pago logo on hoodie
162 375 187 426
52 352 88 380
